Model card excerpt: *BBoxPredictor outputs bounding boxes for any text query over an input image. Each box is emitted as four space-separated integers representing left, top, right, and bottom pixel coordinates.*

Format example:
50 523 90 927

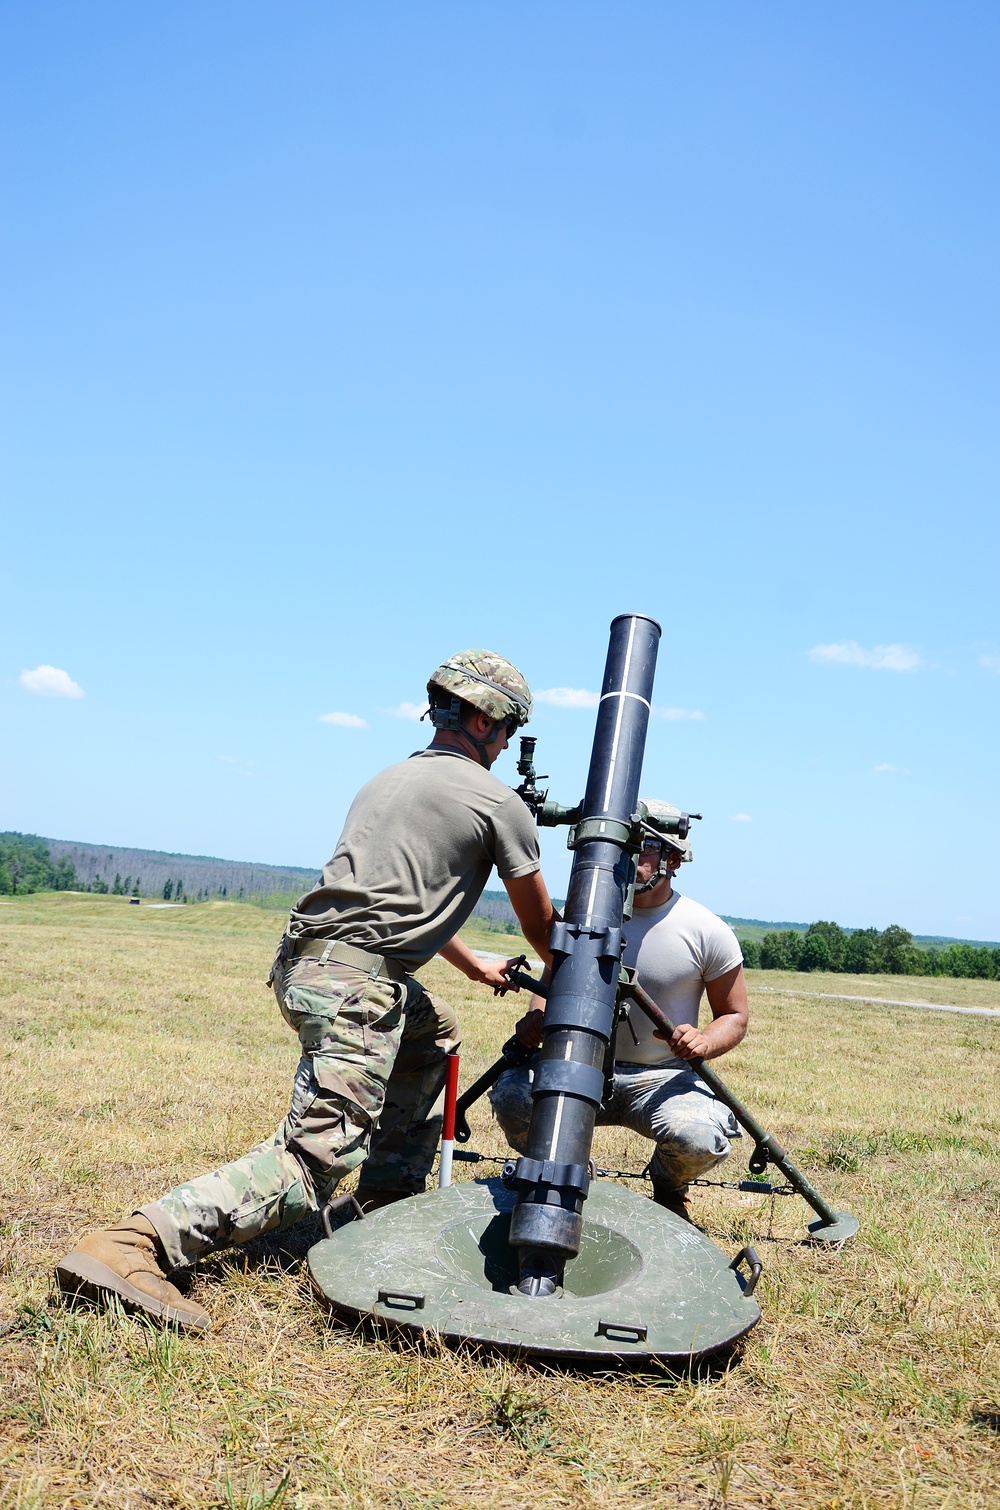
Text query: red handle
441 1051 460 1142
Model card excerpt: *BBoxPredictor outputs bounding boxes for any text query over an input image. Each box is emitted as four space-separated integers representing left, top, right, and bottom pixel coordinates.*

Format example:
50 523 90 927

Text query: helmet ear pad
427 691 506 768
427 691 466 733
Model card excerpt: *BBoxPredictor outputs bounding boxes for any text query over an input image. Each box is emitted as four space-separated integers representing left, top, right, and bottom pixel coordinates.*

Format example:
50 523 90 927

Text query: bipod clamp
448 961 546 1140
492 955 527 996
453 1031 536 1143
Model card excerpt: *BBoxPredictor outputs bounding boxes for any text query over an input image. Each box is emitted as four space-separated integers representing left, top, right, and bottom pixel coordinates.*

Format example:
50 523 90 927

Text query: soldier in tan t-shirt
492 799 748 1224
56 651 558 1331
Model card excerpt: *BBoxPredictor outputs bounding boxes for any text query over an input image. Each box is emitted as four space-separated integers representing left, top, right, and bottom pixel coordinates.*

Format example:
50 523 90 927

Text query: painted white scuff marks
547 1095 566 1160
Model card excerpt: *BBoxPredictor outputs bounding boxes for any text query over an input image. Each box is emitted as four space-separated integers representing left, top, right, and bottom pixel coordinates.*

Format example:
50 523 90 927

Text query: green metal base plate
307 1178 762 1365
806 1209 860 1245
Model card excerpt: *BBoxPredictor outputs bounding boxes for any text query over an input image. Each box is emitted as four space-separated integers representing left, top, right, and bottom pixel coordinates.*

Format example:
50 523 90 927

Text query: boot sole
55 1252 211 1332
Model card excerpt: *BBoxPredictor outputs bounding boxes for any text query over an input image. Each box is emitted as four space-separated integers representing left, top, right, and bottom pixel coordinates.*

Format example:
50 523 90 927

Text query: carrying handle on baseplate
729 1245 763 1297
320 1191 366 1239
377 1289 425 1311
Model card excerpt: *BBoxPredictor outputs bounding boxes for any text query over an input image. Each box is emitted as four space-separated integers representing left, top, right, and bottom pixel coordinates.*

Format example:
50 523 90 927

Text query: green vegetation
741 919 1000 980
9 834 1000 983
724 915 1000 952
0 832 76 894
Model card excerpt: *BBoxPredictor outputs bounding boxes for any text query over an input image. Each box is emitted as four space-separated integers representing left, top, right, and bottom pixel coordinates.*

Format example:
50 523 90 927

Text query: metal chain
451 1149 797 1196
689 1176 797 1196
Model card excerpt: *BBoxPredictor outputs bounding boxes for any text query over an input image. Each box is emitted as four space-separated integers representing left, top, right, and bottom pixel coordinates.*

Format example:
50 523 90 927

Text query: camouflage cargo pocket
277 956 404 1054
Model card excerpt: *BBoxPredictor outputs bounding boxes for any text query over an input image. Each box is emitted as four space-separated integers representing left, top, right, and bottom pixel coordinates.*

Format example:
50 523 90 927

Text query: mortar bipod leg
620 973 860 1244
452 1035 536 1143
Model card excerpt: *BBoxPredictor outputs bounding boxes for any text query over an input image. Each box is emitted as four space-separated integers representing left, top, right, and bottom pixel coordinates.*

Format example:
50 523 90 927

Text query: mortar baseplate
307 1177 762 1365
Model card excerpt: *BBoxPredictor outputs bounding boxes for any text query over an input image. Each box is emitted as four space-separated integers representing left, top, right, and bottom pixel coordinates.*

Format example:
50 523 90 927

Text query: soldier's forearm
701 1012 747 1059
438 937 490 981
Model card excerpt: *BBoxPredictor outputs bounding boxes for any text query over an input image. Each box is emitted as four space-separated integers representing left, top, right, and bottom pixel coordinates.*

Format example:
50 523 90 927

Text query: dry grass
2 894 1000 1509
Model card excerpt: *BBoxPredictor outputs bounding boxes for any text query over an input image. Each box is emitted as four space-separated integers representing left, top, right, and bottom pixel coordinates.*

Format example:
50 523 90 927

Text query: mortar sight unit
512 736 582 828
515 736 700 847
307 614 857 1366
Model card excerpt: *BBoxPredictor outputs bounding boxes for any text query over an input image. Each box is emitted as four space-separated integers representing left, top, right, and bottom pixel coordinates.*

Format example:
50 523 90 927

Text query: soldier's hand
515 1006 545 1048
477 958 523 991
659 1022 709 1060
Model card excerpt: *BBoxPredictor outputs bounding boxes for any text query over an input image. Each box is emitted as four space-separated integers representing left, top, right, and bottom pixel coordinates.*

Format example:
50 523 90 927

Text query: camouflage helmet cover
640 798 693 863
427 649 532 727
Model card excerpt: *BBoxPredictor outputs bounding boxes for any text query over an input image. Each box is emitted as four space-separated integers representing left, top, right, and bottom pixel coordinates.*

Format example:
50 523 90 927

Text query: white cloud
731 813 752 823
653 705 706 721
874 762 908 775
979 654 1000 675
218 754 238 764
385 701 429 721
318 711 368 729
807 641 924 672
20 665 85 698
534 687 600 709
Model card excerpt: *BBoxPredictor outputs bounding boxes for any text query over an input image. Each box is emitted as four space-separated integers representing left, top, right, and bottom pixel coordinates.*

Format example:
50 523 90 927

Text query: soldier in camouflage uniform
56 651 557 1330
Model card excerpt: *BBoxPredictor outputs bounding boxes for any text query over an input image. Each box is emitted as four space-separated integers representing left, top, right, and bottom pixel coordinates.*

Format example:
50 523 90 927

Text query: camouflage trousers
489 1059 740 1193
142 954 459 1272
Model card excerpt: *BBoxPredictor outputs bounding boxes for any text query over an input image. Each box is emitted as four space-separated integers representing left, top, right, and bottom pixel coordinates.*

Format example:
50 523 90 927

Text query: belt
285 936 409 983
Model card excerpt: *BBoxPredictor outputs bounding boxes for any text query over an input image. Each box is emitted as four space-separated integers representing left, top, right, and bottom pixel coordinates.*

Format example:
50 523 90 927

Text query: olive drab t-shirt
288 747 541 971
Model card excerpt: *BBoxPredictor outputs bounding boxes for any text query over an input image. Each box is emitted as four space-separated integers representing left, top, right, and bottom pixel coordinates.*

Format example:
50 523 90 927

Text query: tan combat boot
55 1214 211 1332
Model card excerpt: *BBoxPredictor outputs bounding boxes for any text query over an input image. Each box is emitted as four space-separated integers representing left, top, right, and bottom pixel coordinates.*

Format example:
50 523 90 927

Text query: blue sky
2 2 998 938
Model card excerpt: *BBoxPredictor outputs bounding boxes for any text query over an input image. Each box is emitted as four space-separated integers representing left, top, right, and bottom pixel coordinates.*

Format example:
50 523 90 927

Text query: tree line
740 920 1000 980
0 833 77 894
36 837 319 903
0 833 311 904
57 843 316 899
6 833 998 980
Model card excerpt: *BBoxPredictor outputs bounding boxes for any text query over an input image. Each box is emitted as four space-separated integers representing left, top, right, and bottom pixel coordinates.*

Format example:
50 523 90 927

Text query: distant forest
4 835 998 980
2 834 318 906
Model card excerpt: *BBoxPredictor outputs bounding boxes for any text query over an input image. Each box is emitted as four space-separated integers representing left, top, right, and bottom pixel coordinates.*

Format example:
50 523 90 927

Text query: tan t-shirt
617 891 744 1067
288 747 540 971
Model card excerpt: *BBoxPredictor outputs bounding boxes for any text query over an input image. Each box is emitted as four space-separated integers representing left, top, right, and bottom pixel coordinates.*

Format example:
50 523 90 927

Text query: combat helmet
634 798 693 895
641 799 693 863
427 650 531 729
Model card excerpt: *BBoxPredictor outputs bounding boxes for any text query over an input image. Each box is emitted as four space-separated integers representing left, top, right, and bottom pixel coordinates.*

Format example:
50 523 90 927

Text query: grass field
2 893 999 1509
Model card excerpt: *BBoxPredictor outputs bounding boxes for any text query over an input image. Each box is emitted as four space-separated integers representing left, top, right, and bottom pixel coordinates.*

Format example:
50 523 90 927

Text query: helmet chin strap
456 723 502 768
636 850 680 894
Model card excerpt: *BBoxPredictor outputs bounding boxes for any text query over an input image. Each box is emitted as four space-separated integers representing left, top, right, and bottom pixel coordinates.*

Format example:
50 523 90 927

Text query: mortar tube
508 613 661 1295
438 1051 461 1188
